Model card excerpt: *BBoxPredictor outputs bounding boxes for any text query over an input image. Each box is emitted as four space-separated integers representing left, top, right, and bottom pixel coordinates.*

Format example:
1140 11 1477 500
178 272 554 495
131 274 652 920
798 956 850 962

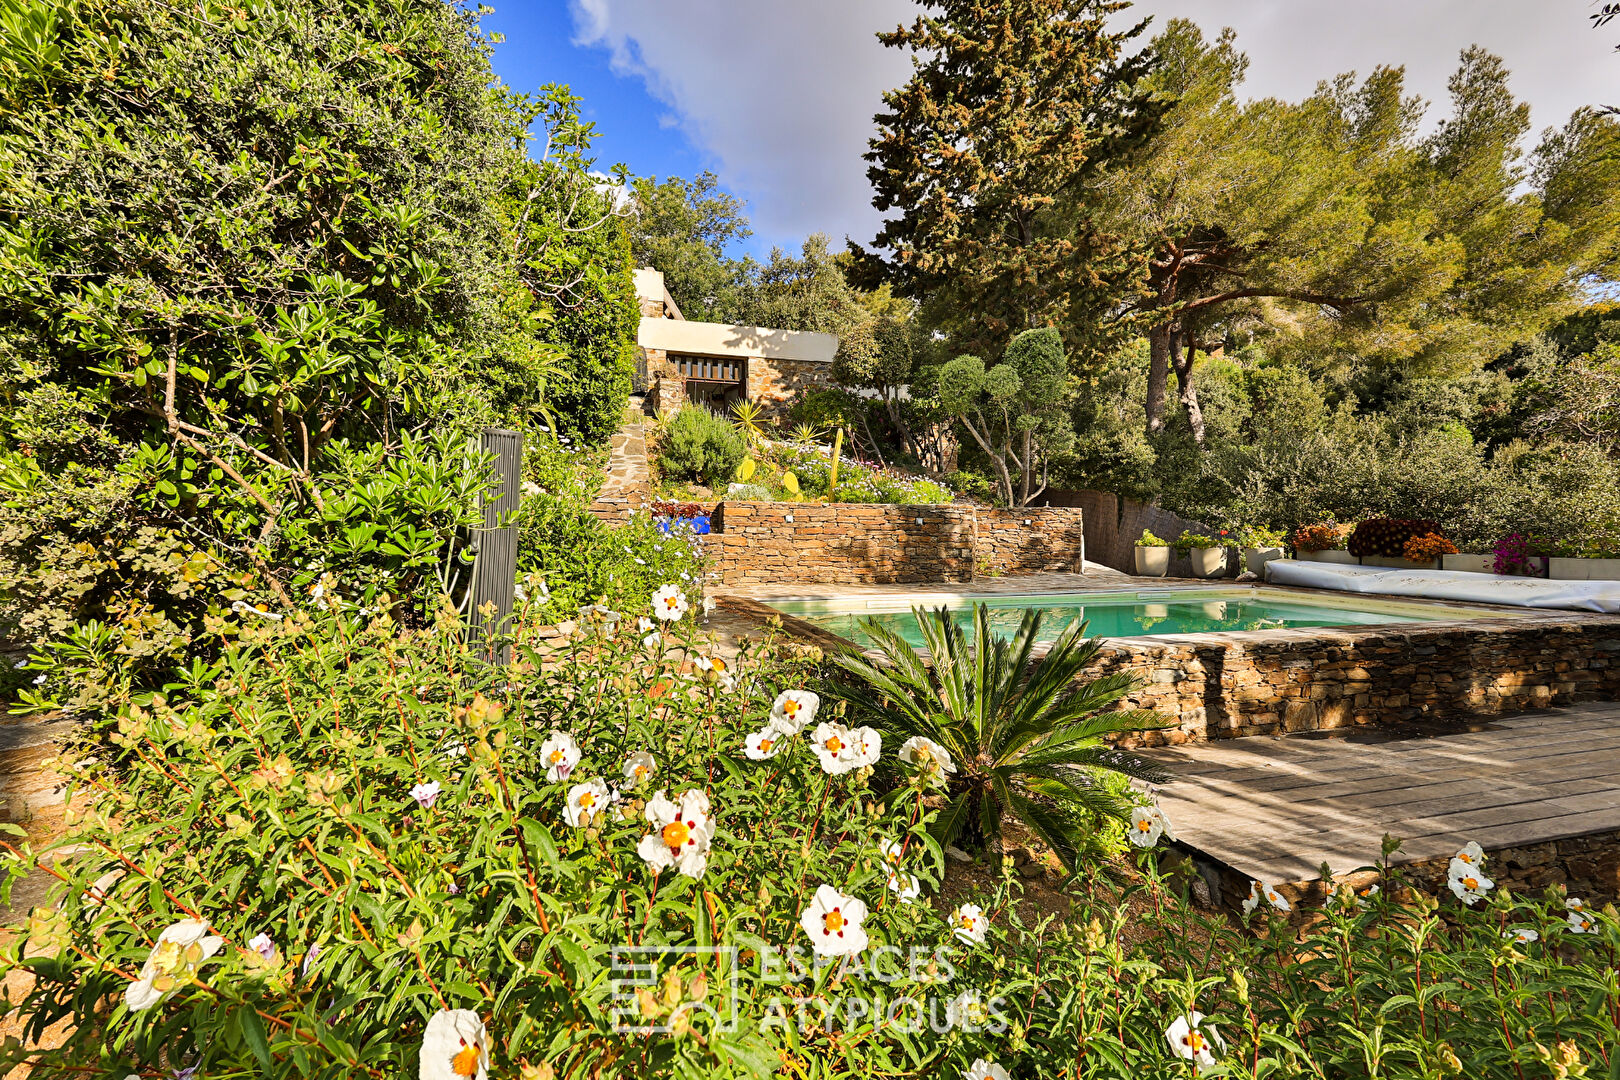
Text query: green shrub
1135 530 1168 547
515 495 706 617
0 0 629 700
657 408 747 487
7 597 1619 1079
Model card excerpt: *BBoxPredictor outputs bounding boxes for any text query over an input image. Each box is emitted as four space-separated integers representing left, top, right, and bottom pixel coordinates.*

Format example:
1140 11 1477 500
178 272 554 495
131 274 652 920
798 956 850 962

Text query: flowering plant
1134 529 1169 548
1347 517 1446 558
1492 532 1551 576
1403 532 1458 561
4 594 1620 1077
1171 530 1220 551
1289 522 1347 552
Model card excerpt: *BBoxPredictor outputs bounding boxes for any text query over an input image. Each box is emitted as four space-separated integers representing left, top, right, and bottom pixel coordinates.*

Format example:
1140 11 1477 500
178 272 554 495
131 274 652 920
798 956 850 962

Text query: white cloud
567 0 916 250
570 1 1615 252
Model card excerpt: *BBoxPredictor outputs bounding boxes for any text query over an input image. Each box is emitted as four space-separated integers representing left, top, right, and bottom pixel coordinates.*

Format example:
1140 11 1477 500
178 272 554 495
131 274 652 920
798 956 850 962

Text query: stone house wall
744 356 833 417
706 501 1086 585
1087 615 1620 747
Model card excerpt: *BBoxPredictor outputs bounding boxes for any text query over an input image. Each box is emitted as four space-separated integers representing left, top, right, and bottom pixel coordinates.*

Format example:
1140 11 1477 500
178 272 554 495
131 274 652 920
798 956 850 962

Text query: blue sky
480 4 711 209
482 2 1618 266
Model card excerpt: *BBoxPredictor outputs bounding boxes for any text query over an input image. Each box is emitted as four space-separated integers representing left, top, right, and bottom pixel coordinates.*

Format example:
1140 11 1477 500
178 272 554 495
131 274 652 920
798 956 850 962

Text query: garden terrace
1141 702 1620 907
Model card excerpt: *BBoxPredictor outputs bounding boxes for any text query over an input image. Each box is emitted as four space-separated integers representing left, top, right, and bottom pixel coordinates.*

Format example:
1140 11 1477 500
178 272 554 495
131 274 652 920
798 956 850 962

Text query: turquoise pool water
767 589 1467 649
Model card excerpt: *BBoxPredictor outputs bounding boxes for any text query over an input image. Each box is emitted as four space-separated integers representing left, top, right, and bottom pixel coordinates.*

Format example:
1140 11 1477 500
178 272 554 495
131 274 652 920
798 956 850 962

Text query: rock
946 845 972 863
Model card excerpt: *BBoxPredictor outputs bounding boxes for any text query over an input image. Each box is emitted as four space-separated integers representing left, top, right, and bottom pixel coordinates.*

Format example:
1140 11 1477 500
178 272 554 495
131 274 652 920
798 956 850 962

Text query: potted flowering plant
1486 533 1549 578
1348 517 1449 569
650 499 713 535
1547 526 1620 580
1133 530 1170 577
1290 522 1357 565
1235 525 1289 576
1172 530 1228 579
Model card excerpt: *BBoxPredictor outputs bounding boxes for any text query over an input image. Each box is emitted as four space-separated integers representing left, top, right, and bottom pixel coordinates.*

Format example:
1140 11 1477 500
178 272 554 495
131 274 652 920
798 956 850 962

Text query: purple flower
247 932 277 962
447 880 461 895
173 1067 199 1080
409 781 441 809
302 941 322 976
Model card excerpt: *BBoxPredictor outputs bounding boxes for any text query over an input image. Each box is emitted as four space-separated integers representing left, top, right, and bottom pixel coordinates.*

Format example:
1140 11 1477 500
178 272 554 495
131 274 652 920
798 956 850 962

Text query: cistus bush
3 591 1619 1077
1347 517 1446 558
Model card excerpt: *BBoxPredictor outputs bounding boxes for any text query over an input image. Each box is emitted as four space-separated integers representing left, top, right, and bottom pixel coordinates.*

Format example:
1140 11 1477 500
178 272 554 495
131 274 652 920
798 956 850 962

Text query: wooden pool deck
1141 701 1620 886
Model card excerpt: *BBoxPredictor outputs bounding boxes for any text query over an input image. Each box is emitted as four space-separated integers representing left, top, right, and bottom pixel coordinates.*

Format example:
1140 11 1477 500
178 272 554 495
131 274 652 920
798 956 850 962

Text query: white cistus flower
769 690 820 735
1568 910 1596 934
1454 840 1485 867
887 870 921 904
849 726 882 768
963 1060 1010 1080
1128 804 1174 848
899 735 956 786
419 1008 490 1080
1243 880 1291 915
409 781 441 809
621 751 656 791
1446 857 1493 906
651 584 688 622
810 721 860 775
563 777 610 828
950 903 988 945
1165 1011 1223 1074
125 920 225 1012
539 730 581 782
636 789 712 879
799 884 868 957
744 728 783 760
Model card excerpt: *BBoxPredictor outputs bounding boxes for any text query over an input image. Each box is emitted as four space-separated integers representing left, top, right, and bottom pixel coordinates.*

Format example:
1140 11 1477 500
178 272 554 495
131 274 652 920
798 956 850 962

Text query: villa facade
634 268 838 416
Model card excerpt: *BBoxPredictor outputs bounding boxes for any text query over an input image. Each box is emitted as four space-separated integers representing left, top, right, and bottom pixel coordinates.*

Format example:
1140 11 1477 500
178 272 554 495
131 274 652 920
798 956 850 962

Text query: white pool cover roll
1265 560 1620 614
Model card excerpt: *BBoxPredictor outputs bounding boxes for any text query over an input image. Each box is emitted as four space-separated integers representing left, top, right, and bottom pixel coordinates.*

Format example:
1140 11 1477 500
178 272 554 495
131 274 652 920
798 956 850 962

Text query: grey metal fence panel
468 429 523 662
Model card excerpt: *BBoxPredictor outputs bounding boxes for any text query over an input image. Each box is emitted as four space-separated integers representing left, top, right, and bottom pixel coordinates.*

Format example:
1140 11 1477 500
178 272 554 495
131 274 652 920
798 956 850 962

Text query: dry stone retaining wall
1090 615 1620 747
706 501 1086 585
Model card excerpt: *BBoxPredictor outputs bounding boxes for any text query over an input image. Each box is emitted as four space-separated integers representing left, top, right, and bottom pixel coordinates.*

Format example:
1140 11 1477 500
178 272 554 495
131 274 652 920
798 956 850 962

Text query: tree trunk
1145 322 1170 437
1172 329 1206 447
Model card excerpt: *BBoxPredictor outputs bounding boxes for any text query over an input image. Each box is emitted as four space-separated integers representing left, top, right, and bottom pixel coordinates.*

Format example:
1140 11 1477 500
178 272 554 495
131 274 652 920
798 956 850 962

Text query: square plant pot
1244 546 1287 576
1134 547 1170 577
1297 549 1358 565
1441 554 1494 574
1549 557 1620 581
1188 547 1228 579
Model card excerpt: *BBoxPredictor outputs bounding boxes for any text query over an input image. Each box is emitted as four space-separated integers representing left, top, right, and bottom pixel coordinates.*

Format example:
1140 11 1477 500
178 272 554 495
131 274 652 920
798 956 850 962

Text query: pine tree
853 0 1164 359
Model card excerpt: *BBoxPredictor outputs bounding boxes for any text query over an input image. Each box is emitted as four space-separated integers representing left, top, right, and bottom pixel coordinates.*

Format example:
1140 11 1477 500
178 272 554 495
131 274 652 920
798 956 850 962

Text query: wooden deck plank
1145 703 1620 885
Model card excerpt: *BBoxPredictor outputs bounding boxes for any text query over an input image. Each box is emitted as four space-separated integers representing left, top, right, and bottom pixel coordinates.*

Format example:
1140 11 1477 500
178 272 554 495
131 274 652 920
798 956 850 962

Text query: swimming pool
765 587 1512 649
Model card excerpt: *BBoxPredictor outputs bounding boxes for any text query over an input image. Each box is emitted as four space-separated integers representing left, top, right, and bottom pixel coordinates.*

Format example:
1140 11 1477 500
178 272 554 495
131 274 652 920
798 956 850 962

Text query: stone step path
1141 701 1620 901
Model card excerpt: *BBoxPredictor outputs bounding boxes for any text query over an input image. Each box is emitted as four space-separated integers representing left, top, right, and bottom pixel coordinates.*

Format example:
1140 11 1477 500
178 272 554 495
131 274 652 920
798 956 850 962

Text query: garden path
1141 702 1620 887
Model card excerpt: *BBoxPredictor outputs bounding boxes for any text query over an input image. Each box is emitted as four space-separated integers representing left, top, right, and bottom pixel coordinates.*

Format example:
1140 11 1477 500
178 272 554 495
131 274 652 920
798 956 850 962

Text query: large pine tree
853 0 1164 359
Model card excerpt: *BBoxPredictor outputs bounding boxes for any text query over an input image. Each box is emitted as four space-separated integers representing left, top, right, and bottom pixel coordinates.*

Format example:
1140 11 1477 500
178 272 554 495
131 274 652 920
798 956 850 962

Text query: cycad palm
833 603 1171 869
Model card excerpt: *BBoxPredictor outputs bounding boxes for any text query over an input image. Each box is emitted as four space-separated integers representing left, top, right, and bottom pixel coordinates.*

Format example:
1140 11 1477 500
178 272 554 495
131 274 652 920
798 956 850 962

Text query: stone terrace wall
1091 614 1620 747
977 507 1085 576
710 502 976 585
707 502 1087 586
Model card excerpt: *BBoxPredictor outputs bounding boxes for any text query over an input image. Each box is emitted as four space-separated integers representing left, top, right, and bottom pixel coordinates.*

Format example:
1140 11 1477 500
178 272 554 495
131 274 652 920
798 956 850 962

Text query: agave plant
789 421 826 445
729 399 772 448
833 603 1171 869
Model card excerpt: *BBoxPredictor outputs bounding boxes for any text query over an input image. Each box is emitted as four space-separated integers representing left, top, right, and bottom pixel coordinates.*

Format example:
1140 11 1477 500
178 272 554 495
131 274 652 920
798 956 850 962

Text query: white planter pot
1188 547 1227 579
1244 546 1287 576
1134 547 1169 577
1298 549 1358 565
1549 557 1620 581
1360 555 1440 570
1441 554 1495 575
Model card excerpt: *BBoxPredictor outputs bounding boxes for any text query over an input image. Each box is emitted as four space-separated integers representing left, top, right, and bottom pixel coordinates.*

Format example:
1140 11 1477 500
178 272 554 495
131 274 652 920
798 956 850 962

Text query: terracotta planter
1549 557 1620 581
1134 546 1169 577
1298 549 1357 565
1244 546 1287 576
1188 547 1228 579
